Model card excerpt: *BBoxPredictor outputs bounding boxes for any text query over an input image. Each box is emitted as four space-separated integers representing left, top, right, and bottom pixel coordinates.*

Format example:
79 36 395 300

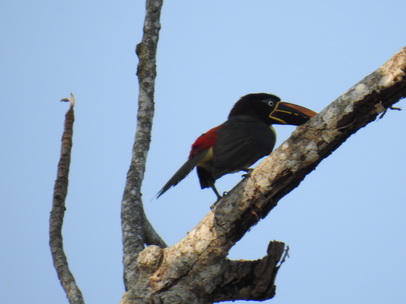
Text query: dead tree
50 1 406 303
119 48 406 304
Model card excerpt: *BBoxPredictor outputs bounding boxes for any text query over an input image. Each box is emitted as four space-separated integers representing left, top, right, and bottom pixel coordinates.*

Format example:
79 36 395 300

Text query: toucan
157 93 317 199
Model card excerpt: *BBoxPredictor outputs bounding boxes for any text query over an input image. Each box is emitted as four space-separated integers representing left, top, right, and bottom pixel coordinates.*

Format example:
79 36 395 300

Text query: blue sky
1 1 405 303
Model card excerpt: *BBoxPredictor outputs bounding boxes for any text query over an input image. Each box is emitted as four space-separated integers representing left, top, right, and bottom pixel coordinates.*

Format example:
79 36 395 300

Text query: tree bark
121 0 166 291
121 47 406 304
50 94 85 304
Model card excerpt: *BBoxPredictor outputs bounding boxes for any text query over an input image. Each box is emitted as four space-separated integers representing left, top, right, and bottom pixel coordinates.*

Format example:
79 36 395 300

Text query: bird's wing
213 117 276 178
156 149 208 198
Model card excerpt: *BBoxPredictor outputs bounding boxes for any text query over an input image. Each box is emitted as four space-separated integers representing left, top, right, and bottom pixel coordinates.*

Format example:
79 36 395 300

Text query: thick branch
215 46 406 243
121 0 165 290
122 47 406 303
50 94 85 304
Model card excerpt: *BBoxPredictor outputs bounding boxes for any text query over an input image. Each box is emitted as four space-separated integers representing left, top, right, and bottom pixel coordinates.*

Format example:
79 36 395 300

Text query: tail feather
156 150 208 198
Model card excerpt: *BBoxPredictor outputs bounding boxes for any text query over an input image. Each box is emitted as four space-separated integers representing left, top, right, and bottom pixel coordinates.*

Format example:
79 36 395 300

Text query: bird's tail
156 150 207 198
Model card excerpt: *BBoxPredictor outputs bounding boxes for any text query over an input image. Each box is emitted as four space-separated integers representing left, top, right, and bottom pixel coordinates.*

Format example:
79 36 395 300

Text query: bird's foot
210 191 229 210
241 168 254 178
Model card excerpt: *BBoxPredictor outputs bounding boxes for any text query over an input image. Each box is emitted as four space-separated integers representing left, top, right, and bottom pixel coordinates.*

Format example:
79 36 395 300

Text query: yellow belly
197 148 214 171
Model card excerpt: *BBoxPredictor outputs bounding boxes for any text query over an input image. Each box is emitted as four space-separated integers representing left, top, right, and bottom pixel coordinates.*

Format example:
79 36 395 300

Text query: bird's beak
269 101 317 125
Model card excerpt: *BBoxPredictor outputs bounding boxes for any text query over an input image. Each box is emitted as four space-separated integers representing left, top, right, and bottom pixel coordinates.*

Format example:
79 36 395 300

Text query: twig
278 245 290 267
379 104 402 118
50 93 85 304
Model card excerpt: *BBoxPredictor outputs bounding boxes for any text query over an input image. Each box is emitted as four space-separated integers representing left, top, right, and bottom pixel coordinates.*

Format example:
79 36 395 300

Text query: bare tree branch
50 94 85 304
212 241 285 302
121 47 406 303
121 0 165 290
143 208 167 248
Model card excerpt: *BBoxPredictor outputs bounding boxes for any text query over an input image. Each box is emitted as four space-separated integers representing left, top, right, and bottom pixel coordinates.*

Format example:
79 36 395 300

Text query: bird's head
229 93 317 125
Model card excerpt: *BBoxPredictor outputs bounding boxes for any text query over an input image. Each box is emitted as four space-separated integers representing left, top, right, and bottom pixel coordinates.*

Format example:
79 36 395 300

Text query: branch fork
122 46 406 304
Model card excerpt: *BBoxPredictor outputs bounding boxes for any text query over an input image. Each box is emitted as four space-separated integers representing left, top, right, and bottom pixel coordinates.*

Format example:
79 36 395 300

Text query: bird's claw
241 168 254 178
210 191 230 210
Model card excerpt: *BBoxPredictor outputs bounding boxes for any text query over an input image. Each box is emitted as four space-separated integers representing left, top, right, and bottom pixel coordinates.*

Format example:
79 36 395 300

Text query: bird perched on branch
157 93 317 199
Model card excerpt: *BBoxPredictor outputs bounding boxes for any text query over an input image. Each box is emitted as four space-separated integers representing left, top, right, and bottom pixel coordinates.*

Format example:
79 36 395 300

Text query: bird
157 93 317 200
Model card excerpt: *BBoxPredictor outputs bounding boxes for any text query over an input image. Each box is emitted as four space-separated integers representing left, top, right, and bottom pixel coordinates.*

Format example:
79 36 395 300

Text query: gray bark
121 0 166 291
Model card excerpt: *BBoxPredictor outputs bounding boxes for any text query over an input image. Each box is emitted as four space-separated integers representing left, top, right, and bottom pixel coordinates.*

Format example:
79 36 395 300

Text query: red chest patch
189 125 221 159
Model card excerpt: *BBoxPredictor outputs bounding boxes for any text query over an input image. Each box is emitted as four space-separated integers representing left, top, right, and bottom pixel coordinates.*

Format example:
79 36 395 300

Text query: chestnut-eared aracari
157 93 317 199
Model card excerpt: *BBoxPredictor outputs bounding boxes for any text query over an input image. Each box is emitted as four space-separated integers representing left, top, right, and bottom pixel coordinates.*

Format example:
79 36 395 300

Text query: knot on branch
137 245 163 273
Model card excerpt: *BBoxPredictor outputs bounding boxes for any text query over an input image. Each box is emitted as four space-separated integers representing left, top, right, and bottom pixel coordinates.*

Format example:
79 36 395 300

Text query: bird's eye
267 100 274 107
